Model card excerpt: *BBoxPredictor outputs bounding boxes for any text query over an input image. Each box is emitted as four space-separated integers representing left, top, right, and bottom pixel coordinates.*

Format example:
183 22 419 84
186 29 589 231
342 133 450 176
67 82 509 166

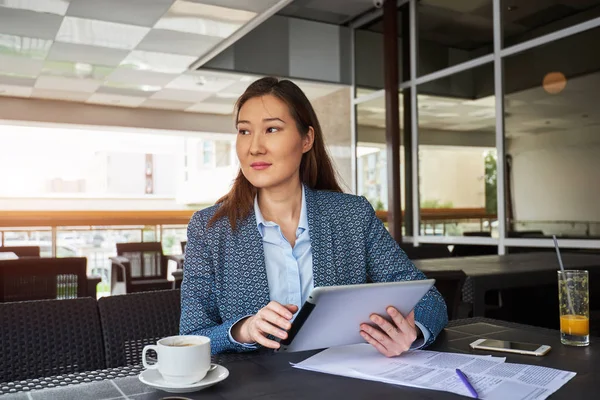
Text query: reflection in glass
418 0 493 76
418 65 498 237
504 27 600 239
356 94 406 233
502 0 600 48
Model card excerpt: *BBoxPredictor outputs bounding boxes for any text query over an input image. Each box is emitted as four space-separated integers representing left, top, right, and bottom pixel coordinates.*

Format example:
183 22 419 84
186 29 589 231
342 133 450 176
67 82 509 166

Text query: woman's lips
250 162 272 170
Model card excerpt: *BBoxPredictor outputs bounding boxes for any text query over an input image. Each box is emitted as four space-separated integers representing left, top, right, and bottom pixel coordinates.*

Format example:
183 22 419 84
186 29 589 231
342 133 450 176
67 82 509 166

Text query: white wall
508 128 600 235
419 146 486 208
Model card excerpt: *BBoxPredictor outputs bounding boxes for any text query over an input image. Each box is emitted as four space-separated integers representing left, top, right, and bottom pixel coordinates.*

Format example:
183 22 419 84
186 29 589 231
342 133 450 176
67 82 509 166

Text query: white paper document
292 344 576 399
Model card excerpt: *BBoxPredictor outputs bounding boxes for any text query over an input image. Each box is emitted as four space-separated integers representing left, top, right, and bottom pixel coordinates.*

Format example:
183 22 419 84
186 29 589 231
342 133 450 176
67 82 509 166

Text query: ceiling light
543 71 567 94
74 63 93 78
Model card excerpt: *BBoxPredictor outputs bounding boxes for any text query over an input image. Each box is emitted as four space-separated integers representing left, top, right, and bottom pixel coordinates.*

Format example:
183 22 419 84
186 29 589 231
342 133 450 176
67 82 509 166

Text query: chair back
424 270 467 320
98 289 181 367
0 298 105 382
451 244 497 257
0 257 88 302
116 242 167 280
0 246 40 257
401 244 451 260
181 241 187 253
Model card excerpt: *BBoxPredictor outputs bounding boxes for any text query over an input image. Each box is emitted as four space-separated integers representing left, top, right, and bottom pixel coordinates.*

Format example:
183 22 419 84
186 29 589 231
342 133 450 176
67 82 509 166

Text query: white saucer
139 365 229 393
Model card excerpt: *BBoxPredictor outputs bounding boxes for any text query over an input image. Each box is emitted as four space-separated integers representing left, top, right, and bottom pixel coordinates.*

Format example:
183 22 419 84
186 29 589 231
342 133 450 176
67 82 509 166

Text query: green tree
484 151 498 214
421 199 453 209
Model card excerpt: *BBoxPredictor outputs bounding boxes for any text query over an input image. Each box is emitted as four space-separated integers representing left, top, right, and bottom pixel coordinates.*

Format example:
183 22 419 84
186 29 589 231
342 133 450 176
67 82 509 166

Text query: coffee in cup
142 335 211 385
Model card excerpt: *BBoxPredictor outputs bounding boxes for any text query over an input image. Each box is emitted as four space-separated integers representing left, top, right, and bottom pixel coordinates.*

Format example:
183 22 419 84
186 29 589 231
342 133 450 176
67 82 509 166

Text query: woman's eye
238 129 250 135
266 127 279 133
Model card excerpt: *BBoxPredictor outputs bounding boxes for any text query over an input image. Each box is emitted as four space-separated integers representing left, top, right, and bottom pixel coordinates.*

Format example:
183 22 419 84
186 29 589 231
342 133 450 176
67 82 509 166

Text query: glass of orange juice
558 270 589 346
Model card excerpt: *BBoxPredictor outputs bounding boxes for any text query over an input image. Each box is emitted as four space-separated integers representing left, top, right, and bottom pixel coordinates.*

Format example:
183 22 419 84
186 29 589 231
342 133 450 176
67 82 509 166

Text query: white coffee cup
142 335 211 385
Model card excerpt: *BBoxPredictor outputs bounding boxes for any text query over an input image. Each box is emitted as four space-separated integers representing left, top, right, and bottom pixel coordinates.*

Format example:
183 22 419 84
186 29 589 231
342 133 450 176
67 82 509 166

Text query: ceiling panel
66 0 174 27
136 29 221 56
0 55 44 77
150 87 213 102
0 75 36 86
34 75 102 92
166 72 237 92
119 51 197 74
185 0 281 13
96 85 159 98
0 34 53 59
41 60 114 80
0 0 350 118
107 68 178 87
185 102 236 114
46 42 129 66
0 7 64 40
1 0 70 15
56 17 150 50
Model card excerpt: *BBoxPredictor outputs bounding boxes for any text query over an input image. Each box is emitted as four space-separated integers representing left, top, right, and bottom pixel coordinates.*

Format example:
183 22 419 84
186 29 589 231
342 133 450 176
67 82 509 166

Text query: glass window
504 26 600 239
418 64 498 237
502 0 600 48
356 93 407 234
0 123 237 209
354 4 408 90
418 0 493 76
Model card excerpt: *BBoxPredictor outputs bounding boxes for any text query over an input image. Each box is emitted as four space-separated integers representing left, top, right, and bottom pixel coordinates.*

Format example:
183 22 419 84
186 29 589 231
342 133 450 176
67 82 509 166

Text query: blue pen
456 368 479 399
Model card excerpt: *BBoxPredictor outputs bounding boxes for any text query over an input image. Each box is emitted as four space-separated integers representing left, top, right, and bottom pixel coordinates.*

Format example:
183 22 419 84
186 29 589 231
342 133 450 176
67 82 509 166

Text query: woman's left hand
360 307 418 357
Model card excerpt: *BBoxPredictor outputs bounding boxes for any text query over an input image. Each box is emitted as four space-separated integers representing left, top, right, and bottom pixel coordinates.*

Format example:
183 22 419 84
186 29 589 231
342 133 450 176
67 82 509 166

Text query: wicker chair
110 242 172 295
98 289 181 368
0 257 100 302
400 243 451 259
0 246 40 257
0 298 105 382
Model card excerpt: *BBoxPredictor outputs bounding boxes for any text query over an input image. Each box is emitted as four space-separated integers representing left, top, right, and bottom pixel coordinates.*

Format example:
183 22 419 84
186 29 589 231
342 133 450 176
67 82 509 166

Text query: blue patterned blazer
180 187 448 354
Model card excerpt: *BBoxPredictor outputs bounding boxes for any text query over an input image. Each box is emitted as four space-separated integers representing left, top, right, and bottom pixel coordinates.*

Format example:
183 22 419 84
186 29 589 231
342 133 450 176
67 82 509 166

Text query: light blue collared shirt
228 185 429 348
254 185 314 311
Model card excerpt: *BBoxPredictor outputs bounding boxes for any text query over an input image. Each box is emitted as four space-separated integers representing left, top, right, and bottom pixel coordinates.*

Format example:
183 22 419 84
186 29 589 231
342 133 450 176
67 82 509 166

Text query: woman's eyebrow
237 118 286 125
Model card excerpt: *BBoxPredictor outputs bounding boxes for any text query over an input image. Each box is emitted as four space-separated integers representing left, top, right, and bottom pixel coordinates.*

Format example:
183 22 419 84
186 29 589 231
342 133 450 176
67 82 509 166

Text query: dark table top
414 252 600 276
2 318 597 399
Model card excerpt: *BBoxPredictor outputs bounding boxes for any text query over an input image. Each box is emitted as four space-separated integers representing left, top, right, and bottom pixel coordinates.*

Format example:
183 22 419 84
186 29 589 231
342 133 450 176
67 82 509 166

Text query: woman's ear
303 127 315 153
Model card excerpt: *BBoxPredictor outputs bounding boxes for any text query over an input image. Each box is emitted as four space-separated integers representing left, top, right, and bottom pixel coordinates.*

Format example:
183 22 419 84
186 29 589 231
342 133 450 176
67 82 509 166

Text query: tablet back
279 279 435 352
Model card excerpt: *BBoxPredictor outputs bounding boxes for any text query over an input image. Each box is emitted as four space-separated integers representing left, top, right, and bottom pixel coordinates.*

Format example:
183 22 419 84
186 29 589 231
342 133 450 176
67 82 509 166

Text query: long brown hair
208 76 343 230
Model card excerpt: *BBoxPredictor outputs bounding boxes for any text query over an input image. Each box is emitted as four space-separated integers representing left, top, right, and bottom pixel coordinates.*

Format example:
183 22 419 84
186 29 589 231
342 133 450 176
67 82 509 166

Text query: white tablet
277 279 435 353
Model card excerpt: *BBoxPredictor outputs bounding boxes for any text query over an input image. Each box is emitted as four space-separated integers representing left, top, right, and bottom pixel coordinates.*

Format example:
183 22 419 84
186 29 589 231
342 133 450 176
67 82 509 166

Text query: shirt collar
254 185 308 238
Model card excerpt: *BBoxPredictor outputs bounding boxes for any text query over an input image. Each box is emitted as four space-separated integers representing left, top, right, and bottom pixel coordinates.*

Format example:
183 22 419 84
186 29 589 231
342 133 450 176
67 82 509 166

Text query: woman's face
236 94 314 190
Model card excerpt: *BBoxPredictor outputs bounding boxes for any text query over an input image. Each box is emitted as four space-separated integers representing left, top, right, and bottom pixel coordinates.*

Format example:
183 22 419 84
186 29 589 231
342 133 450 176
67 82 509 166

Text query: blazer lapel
305 187 335 288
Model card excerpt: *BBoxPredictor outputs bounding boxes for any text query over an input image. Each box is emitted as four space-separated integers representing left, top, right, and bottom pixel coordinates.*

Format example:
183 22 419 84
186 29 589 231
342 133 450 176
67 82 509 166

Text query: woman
180 77 447 356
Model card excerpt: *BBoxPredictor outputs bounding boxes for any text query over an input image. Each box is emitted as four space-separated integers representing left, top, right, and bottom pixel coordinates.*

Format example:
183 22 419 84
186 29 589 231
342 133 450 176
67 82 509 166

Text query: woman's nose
249 132 266 155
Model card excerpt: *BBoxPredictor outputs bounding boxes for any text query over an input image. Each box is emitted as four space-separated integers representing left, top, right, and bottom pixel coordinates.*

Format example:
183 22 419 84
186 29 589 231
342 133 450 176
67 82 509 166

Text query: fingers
360 330 393 357
360 308 418 357
246 301 298 349
387 307 416 337
256 316 289 339
360 322 395 351
259 308 292 331
265 301 294 319
250 330 282 349
371 313 401 341
284 304 299 313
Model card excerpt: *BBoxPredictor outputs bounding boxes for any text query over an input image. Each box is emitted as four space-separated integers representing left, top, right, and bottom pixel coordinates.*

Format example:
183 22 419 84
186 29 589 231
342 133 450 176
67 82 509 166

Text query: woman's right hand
231 301 298 349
